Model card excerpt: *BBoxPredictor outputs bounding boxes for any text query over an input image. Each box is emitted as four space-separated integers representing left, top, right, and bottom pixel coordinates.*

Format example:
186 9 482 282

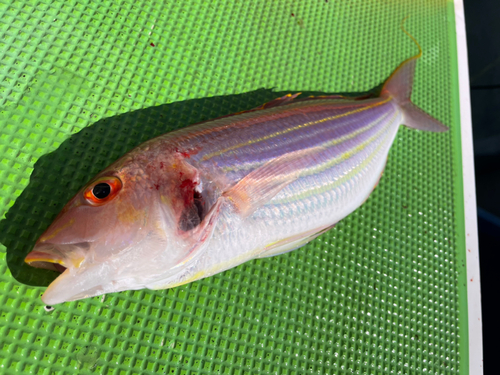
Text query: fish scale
223 105 386 172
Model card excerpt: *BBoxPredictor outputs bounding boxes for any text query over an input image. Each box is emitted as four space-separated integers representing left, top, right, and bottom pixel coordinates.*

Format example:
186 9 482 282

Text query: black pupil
92 183 111 199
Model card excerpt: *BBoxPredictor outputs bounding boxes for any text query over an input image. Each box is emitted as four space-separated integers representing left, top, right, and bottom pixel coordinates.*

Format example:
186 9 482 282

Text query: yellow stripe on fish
200 97 392 162
221 103 395 174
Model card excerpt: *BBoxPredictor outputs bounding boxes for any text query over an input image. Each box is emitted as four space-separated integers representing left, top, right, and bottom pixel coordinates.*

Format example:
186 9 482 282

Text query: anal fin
257 224 336 259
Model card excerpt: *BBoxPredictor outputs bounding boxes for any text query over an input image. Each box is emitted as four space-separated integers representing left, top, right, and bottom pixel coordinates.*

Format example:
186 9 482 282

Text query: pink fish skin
25 32 447 305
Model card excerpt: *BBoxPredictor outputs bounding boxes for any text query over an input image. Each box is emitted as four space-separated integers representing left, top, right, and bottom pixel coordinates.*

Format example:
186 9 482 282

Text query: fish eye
92 183 111 199
84 177 122 205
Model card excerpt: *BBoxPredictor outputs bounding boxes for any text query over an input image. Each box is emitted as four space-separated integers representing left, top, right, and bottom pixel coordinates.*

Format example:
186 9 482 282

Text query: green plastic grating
0 1 467 374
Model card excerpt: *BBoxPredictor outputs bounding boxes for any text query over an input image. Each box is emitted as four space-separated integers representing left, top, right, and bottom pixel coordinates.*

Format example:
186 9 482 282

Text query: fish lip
24 248 68 273
41 266 113 305
40 269 73 305
24 243 87 273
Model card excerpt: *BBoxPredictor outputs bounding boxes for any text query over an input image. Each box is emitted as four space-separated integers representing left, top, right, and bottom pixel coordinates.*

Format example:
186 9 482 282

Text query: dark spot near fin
179 190 205 231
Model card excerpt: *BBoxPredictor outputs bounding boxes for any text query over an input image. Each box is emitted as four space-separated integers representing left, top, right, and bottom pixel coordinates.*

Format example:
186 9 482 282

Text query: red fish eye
84 176 122 205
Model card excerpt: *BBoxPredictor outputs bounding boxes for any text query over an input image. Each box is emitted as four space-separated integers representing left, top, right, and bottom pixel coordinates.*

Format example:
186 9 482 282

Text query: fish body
25 41 448 304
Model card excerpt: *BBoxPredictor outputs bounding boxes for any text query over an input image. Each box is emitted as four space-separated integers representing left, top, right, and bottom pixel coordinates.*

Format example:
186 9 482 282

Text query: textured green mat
0 1 467 374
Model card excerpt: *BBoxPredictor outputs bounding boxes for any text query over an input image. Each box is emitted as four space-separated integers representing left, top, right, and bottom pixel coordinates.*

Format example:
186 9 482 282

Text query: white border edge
454 1 483 373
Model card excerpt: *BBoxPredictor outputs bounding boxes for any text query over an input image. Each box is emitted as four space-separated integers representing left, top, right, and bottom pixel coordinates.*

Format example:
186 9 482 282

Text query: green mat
0 0 467 374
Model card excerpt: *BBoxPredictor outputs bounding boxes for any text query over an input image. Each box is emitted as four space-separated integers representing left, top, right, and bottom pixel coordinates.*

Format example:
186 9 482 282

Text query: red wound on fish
175 147 200 159
179 178 198 206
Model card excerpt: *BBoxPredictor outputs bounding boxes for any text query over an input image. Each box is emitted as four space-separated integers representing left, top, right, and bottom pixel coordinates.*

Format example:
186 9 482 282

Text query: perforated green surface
0 0 467 374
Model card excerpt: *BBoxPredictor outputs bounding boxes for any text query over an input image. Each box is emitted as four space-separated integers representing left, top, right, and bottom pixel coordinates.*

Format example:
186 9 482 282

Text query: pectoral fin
222 147 321 217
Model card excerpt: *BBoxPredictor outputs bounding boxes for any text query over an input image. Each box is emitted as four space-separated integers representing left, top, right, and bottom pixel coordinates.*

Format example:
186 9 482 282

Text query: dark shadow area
464 0 500 370
476 207 500 374
0 87 374 288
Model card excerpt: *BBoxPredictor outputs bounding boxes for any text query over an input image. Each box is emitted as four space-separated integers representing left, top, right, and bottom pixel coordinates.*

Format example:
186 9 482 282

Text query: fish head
24 152 210 305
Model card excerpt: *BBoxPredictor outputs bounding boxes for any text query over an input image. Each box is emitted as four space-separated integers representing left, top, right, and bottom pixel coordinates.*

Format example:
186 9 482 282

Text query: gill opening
178 187 205 232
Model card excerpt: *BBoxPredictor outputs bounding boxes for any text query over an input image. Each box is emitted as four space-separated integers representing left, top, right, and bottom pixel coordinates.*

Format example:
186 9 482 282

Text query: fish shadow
0 87 374 287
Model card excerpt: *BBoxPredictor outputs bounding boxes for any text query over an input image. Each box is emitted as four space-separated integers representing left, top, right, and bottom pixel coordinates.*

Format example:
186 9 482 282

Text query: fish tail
381 17 449 132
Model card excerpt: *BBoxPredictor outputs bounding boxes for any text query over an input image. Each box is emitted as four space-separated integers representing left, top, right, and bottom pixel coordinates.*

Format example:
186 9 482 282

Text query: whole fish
25 31 448 305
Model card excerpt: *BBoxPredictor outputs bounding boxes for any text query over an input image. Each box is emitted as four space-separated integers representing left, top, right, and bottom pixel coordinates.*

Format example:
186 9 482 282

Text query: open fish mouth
25 251 68 273
24 242 103 305
24 243 89 273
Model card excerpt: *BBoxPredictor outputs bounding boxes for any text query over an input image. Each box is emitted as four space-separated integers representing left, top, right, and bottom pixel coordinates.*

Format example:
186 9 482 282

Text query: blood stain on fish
179 179 198 206
176 148 192 158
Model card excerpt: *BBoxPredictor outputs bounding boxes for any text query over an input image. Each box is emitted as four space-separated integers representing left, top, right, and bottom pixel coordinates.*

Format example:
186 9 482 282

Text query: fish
24 25 448 305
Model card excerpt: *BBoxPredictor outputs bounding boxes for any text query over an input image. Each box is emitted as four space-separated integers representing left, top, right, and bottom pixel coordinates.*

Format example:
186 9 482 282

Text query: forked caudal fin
381 17 449 133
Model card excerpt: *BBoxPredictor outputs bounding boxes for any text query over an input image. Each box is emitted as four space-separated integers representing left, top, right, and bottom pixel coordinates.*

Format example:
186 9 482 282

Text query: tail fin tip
401 102 449 132
381 18 449 133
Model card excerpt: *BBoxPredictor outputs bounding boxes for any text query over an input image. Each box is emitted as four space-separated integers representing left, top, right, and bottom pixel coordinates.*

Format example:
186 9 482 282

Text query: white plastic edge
454 1 483 373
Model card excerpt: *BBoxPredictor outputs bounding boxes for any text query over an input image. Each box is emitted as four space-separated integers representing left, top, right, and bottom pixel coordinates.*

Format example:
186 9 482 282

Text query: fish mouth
25 250 68 273
24 243 88 273
24 242 98 305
